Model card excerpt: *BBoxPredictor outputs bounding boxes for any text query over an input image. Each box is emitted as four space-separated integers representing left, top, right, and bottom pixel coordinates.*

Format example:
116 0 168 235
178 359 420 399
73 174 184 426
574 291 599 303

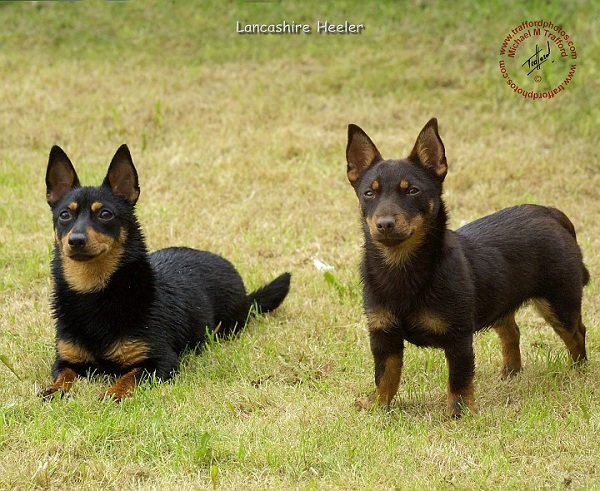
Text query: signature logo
498 21 577 100
522 41 551 76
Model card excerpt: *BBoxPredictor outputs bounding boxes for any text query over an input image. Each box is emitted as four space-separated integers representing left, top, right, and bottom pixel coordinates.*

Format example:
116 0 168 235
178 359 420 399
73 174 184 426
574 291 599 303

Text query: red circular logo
498 20 577 100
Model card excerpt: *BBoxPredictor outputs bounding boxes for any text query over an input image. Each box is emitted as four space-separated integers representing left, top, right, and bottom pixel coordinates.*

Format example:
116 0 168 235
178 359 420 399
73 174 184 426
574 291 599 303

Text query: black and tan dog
347 118 589 417
40 145 291 401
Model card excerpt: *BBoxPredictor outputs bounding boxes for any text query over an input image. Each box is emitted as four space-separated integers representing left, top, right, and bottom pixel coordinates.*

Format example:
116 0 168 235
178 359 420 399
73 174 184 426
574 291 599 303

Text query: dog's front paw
500 364 521 380
447 400 464 419
38 386 66 401
446 396 476 419
355 391 379 410
102 389 125 402
102 386 134 402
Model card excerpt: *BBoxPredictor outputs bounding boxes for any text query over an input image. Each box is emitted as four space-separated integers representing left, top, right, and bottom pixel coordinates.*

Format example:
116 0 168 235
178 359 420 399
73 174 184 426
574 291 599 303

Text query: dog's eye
58 210 72 221
407 187 420 195
98 209 114 221
364 190 375 198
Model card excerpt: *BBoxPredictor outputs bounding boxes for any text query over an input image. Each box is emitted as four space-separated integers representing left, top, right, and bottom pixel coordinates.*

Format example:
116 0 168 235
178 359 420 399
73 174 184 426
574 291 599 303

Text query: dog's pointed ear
46 146 81 206
346 124 383 186
408 118 447 181
103 144 140 205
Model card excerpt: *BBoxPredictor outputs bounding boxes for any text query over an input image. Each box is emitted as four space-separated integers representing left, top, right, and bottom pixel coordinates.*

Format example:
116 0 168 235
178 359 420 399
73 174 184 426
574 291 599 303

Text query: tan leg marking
446 380 475 418
533 299 587 363
39 368 78 399
493 314 522 378
103 368 141 402
356 354 403 409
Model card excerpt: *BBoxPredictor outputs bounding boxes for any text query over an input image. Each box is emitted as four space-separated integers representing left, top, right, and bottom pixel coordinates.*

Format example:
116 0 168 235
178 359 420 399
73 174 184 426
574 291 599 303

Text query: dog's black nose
376 217 395 233
68 233 86 249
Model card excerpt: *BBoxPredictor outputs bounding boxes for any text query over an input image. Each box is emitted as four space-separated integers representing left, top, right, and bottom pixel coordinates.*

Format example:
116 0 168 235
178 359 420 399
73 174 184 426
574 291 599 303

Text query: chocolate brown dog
347 118 589 416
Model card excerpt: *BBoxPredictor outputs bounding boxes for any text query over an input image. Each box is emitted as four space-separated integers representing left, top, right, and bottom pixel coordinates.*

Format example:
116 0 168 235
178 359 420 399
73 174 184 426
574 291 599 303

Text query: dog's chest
403 308 452 347
408 309 450 334
56 337 150 372
366 300 452 347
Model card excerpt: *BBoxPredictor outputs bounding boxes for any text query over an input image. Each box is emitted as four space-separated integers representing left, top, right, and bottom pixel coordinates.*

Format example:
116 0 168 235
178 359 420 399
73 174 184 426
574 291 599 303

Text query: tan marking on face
104 339 150 367
60 229 127 293
365 215 380 238
375 214 427 267
91 202 103 213
399 179 409 190
417 310 450 334
58 232 68 254
68 202 78 211
57 340 96 364
371 180 380 191
428 199 435 214
366 306 395 332
366 212 423 241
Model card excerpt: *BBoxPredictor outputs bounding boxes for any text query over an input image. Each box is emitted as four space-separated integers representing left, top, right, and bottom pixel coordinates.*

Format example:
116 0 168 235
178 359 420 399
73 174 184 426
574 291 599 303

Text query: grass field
1 1 599 489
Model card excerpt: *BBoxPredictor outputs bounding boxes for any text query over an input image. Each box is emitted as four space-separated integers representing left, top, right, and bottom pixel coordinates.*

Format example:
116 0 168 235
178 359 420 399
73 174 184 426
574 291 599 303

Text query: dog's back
456 204 589 330
149 247 291 349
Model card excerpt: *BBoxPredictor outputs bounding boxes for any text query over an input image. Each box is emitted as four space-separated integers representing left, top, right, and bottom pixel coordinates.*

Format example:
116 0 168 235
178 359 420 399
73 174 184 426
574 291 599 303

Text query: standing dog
347 118 589 416
40 145 291 401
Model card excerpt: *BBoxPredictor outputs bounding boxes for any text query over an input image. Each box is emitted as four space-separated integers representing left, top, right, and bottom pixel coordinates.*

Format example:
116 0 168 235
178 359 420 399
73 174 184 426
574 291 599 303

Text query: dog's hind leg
533 298 587 364
493 314 522 378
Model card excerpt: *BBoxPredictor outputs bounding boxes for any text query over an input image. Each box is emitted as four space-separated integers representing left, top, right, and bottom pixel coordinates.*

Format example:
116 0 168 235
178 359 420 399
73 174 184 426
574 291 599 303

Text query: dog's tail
548 207 590 286
247 272 291 314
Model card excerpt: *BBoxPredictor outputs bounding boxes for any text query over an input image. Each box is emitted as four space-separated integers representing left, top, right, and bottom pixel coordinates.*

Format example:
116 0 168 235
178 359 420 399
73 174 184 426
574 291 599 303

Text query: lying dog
40 144 291 400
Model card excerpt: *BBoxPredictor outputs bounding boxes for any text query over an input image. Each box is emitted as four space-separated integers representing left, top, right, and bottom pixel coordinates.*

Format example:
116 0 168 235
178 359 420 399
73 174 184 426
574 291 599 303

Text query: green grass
1 0 599 489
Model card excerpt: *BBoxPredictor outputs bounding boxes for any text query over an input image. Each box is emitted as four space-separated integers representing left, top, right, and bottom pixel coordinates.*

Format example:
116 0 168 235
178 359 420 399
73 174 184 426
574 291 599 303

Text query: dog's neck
361 202 447 308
